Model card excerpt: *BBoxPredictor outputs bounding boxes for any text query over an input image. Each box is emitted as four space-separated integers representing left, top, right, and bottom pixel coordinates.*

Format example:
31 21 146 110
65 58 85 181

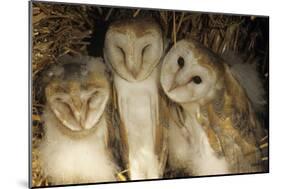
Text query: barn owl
104 18 168 180
39 56 119 185
160 39 267 176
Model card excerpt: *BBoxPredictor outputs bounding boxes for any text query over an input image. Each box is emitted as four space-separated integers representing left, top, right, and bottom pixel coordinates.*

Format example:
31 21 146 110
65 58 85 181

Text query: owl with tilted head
160 39 268 176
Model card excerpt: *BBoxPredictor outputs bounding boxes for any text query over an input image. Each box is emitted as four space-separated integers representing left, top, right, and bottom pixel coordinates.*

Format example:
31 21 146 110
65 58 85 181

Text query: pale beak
130 68 139 79
69 95 85 129
126 56 140 79
168 81 179 92
168 77 193 92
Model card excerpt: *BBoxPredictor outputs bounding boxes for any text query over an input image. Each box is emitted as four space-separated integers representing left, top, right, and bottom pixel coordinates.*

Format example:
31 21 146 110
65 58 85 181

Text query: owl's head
160 39 225 105
45 56 110 132
104 18 164 81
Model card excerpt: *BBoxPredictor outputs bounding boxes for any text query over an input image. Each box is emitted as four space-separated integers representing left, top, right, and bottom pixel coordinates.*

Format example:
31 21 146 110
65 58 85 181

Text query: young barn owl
104 18 168 180
160 39 267 176
39 56 118 185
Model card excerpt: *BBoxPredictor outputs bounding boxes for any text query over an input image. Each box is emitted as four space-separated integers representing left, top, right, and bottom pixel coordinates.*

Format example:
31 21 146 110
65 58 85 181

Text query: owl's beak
130 68 139 79
126 62 140 79
125 53 141 79
168 70 181 92
72 96 82 111
69 95 84 128
168 75 195 92
168 82 179 92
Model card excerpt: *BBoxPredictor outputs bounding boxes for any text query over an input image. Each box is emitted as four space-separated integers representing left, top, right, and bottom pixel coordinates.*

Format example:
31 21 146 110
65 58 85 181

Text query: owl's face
104 19 163 81
161 39 224 104
45 58 110 132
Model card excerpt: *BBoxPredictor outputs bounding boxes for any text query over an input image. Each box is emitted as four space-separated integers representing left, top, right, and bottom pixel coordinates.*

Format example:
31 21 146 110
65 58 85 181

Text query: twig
173 11 177 45
133 9 141 18
105 8 113 21
176 12 185 33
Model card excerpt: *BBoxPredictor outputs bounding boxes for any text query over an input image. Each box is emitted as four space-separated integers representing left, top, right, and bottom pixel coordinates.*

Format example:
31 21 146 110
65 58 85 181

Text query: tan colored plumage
161 39 267 176
39 56 119 185
104 18 168 180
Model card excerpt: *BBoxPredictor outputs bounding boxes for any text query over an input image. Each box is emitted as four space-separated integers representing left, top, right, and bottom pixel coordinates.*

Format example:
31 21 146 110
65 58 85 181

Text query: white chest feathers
168 106 229 176
114 68 162 179
39 108 118 185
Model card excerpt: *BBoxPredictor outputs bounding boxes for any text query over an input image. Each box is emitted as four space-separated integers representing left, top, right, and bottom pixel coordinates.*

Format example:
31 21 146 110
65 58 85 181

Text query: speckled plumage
39 56 119 185
160 39 267 176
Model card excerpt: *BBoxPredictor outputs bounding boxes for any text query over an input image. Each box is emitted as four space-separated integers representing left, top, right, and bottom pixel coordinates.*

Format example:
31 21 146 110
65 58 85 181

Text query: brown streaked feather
156 91 170 175
112 86 130 176
224 64 266 143
200 119 224 157
118 120 130 176
204 64 266 172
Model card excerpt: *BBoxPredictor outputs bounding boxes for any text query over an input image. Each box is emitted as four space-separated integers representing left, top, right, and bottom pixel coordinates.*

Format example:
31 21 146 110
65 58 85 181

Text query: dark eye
192 76 202 84
177 56 185 68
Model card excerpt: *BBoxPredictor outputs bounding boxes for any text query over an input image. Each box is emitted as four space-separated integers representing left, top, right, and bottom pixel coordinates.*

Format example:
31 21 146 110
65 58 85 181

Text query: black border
28 0 270 188
31 172 268 189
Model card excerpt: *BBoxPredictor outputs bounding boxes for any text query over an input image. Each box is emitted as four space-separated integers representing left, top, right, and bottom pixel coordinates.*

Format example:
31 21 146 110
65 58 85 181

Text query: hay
32 2 95 187
31 2 269 187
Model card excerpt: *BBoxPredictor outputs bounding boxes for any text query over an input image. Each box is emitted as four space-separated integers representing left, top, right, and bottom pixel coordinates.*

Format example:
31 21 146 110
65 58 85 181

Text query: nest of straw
31 2 269 187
